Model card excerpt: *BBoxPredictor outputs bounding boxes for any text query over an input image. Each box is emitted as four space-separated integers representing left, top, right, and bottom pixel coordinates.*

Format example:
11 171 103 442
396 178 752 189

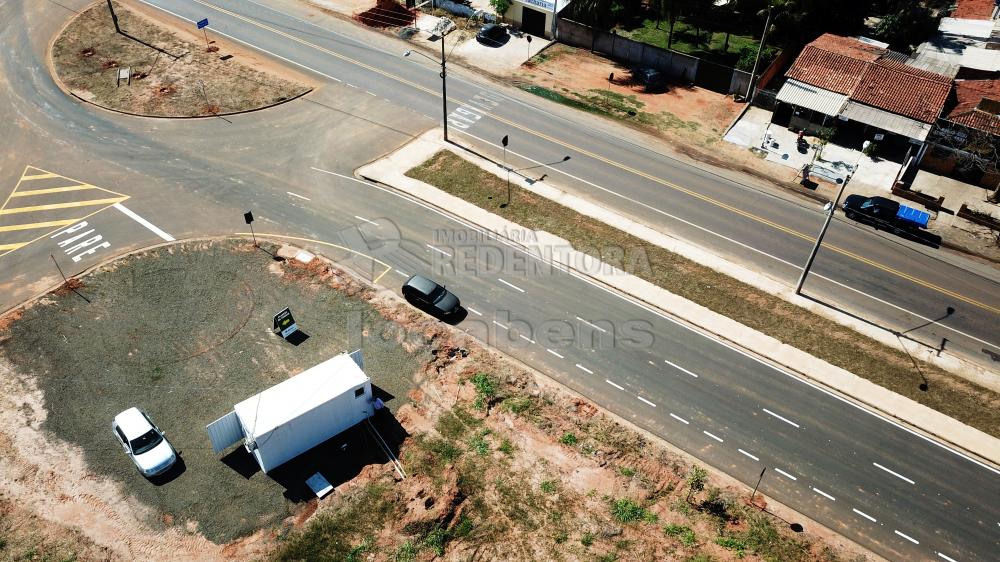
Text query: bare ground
51 1 312 117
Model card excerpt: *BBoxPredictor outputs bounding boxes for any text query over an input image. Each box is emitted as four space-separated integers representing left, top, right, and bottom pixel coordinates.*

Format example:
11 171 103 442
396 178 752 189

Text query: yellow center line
0 197 128 215
0 242 28 251
197 0 998 315
0 219 81 232
235 232 393 283
11 184 97 197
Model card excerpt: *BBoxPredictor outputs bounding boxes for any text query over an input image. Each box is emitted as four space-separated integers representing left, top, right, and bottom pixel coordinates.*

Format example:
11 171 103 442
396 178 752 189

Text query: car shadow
477 34 511 48
148 454 186 486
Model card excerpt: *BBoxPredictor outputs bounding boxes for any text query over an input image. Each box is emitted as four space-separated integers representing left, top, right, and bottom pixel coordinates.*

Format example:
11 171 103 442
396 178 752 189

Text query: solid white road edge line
113 203 174 242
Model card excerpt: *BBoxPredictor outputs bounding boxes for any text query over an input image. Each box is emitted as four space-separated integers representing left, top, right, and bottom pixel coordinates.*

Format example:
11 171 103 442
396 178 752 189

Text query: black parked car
402 275 461 316
476 23 508 46
632 67 666 92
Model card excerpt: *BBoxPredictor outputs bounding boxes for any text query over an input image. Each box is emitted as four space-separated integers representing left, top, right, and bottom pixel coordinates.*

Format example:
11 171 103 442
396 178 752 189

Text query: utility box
207 351 374 473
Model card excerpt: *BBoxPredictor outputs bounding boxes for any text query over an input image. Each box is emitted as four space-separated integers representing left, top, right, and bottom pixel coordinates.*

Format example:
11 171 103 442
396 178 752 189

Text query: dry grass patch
407 151 1000 437
51 1 310 117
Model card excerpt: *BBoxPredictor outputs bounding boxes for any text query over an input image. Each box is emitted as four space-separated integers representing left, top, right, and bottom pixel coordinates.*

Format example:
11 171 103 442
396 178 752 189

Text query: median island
406 150 1000 439
51 1 311 117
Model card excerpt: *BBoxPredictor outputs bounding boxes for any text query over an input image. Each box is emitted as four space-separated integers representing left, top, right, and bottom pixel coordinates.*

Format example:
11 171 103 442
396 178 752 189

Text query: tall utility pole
745 4 773 102
403 27 454 142
795 178 849 295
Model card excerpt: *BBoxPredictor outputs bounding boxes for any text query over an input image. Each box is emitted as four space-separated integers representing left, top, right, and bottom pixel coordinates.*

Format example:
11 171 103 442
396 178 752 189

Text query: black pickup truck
842 195 930 233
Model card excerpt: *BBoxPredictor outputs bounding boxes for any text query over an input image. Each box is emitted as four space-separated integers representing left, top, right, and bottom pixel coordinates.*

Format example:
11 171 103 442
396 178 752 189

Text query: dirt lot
51 1 312 117
0 240 873 561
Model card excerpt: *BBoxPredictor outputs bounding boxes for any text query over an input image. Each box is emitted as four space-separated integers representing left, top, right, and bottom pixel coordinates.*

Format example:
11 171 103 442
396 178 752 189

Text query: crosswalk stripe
0 219 80 233
10 184 97 197
0 197 127 215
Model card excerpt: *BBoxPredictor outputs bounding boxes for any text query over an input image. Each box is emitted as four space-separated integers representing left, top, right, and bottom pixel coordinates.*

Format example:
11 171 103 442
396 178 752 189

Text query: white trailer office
206 351 375 473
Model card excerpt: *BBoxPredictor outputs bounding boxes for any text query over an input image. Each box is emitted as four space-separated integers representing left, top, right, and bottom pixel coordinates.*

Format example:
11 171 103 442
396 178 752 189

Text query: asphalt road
0 1 998 560
127 0 1000 373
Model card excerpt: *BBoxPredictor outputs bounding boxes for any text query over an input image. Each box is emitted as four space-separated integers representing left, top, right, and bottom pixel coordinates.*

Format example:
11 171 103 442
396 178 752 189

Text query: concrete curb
356 129 1000 469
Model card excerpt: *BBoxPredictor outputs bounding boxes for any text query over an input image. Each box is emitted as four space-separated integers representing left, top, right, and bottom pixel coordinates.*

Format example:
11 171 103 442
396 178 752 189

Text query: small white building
207 351 374 473
504 0 571 39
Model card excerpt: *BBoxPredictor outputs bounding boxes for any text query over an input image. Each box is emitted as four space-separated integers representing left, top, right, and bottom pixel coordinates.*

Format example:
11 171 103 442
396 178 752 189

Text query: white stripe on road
576 364 593 374
894 530 919 545
637 396 656 407
287 191 311 200
852 508 876 523
873 462 916 485
738 449 759 461
354 215 379 225
492 320 509 330
937 553 958 562
365 90 377 96
670 413 689 424
774 468 797 480
812 487 836 501
395 269 409 277
497 278 526 293
546 348 564 359
467 307 483 316
703 430 724 443
426 244 452 257
518 334 535 343
663 359 699 378
113 203 174 241
575 316 608 333
762 408 801 428
606 379 624 390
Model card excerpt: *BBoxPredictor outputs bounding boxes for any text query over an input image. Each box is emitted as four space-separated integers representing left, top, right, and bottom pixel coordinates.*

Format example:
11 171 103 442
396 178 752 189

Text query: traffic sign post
244 211 256 247
196 18 216 51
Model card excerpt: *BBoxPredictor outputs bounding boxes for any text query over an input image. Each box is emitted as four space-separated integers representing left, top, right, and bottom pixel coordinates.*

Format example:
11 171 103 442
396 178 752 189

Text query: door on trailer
206 411 243 453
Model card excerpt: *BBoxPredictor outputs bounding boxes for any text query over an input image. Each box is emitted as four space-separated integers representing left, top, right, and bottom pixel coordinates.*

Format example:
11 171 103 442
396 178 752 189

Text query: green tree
686 466 708 502
489 0 510 17
873 6 939 53
767 0 870 45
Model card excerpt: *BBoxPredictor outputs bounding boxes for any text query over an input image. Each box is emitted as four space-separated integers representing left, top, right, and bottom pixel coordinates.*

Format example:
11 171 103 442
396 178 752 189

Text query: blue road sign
196 18 209 29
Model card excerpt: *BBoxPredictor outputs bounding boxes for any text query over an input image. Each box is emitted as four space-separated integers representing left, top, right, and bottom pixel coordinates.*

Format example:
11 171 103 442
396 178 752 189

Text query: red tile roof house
773 34 952 162
952 0 998 20
924 80 1000 189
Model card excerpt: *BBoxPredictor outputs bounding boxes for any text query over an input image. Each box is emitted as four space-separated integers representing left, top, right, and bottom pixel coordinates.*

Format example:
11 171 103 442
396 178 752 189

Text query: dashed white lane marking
497 278 526 293
113 203 174 242
518 334 536 344
774 468 797 481
606 379 625 391
937 553 958 562
669 413 689 424
762 408 801 428
638 396 657 407
738 449 759 461
663 359 698 378
852 508 876 523
492 320 509 330
648 360 655 365
894 530 919 545
703 430 724 443
346 83 357 88
812 487 836 501
574 316 608 333
576 364 594 374
286 191 311 201
467 307 483 316
426 244 452 257
354 215 379 226
395 269 409 277
873 462 916 485
546 348 564 359
365 90 377 96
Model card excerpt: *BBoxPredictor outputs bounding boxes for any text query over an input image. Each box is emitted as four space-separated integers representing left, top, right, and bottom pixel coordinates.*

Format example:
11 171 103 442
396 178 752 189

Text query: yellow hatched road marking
0 242 28 251
0 197 127 215
11 184 97 197
0 219 81 233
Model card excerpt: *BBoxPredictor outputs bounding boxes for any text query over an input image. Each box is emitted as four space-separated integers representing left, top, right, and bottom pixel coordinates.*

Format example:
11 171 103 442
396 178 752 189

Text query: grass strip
407 151 1000 437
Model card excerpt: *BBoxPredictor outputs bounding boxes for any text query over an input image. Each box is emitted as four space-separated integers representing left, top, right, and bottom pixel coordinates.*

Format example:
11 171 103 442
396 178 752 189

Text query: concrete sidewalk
358 128 1000 468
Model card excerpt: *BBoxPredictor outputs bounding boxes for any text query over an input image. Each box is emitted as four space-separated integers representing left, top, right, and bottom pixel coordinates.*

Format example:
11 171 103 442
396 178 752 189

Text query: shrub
610 498 656 523
540 480 557 494
498 438 514 455
559 432 578 446
665 524 697 546
581 532 595 547
686 466 708 501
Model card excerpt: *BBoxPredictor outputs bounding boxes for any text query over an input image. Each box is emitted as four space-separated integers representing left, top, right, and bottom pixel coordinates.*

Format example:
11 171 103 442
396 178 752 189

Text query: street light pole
745 4 773 102
795 177 849 295
403 28 453 142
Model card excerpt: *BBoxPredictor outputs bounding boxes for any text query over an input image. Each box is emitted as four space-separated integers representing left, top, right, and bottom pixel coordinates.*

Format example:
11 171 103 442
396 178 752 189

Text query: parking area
0 239 423 543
